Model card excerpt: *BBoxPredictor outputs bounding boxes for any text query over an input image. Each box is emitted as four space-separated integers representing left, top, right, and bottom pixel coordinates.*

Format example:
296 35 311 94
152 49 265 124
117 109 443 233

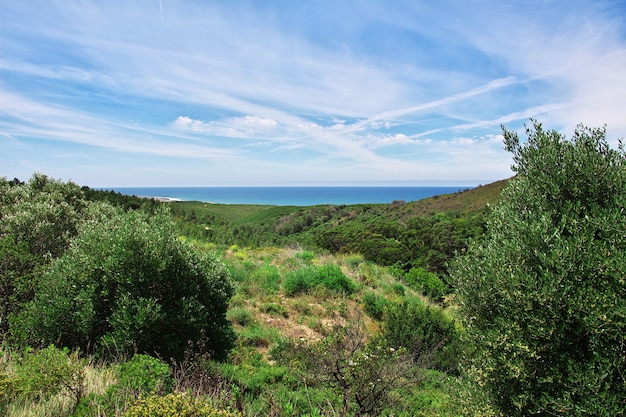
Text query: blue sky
2 1 626 186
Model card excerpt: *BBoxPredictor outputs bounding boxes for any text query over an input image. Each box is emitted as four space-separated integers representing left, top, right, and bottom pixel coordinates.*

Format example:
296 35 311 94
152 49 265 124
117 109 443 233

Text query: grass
1 351 117 417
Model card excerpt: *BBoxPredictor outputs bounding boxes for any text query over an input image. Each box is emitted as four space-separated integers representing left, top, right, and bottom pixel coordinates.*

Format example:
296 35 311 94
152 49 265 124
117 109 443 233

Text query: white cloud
242 115 278 128
173 116 210 132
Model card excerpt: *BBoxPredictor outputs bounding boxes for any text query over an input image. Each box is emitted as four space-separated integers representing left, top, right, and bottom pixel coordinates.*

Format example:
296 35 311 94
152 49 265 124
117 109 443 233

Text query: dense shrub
0 174 88 334
276 315 419 416
404 267 450 300
451 121 626 415
13 204 235 361
383 297 463 373
74 354 172 416
117 355 172 397
0 345 86 414
362 291 388 321
283 263 355 296
282 267 312 296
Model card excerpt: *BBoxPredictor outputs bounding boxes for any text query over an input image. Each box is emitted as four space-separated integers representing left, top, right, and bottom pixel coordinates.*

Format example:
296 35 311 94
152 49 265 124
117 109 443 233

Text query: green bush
237 323 280 348
295 250 315 263
13 205 235 361
383 297 463 373
252 264 282 294
282 267 312 296
0 174 88 334
259 302 288 318
316 264 356 294
0 345 86 413
227 308 254 326
451 121 626 415
277 316 419 417
404 267 449 300
283 264 355 296
74 354 172 416
362 291 388 321
123 392 242 417
117 354 172 397
220 354 293 398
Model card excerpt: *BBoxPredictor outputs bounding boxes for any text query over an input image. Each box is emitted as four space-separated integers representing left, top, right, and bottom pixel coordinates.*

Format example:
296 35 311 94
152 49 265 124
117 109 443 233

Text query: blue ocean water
108 186 471 206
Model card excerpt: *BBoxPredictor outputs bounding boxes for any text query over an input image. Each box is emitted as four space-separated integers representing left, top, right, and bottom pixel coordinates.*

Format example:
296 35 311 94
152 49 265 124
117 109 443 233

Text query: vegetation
1 120 623 416
451 121 626 416
168 180 505 280
12 204 234 361
1 175 234 363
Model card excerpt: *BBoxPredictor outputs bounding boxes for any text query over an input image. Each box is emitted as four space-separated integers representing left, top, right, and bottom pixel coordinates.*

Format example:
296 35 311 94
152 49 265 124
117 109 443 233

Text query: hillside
171 178 509 224
170 178 509 276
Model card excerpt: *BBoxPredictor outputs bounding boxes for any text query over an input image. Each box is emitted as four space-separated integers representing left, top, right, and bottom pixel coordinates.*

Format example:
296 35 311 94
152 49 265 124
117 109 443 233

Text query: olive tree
450 121 626 416
13 203 235 361
0 174 87 333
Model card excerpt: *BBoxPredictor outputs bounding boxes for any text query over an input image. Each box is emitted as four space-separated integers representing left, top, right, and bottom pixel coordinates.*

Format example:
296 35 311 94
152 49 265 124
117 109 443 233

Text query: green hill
170 178 509 275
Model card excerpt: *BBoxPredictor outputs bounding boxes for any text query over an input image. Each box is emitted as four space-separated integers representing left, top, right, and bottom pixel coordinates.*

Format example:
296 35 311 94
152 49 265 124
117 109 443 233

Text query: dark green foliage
451 121 626 416
13 204 235 361
0 174 90 335
404 267 450 300
362 291 388 321
282 263 355 296
383 297 463 374
117 354 173 397
80 186 161 212
0 174 164 337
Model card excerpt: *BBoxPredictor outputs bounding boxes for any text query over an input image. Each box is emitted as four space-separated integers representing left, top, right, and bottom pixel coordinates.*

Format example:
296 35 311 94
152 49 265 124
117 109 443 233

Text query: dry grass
3 359 117 417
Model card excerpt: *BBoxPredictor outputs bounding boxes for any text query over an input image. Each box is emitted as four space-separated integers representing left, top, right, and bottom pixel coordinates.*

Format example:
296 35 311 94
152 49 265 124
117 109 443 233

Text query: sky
2 1 626 187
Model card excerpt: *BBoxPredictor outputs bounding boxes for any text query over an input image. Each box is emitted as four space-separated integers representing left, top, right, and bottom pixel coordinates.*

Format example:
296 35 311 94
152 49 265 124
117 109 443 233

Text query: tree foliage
383 297 464 374
12 203 235 361
451 121 626 416
0 174 88 333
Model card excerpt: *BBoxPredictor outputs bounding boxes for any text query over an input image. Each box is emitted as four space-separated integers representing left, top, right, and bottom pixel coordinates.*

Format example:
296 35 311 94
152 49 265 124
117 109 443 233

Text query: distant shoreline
149 196 184 203
109 186 472 206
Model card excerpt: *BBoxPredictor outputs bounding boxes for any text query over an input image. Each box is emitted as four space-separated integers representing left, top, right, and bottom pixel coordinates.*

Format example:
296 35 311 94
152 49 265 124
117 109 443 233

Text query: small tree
13 203 235 361
277 311 419 417
451 121 626 416
0 174 87 334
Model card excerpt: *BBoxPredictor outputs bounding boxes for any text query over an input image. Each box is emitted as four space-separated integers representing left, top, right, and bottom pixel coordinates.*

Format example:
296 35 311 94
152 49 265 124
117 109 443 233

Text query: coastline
112 186 472 206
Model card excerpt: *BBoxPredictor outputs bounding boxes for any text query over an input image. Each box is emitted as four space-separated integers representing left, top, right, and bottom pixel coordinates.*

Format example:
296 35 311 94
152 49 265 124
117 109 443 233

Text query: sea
108 186 472 206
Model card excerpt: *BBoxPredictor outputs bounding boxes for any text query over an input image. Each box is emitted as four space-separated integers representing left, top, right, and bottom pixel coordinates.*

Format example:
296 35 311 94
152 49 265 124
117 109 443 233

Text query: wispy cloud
1 0 625 185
